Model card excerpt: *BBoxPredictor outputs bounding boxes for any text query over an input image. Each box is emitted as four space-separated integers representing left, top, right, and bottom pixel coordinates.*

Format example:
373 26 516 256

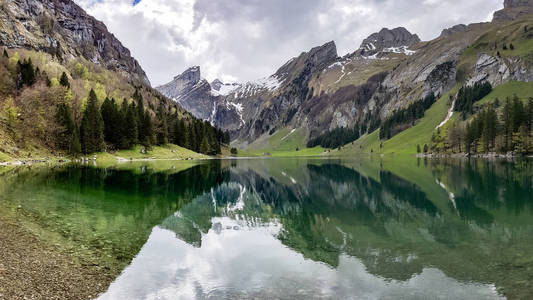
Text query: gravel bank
0 217 112 299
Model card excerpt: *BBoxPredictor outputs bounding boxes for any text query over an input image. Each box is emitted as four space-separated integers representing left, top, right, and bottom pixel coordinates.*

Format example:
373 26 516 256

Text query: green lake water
1 157 532 299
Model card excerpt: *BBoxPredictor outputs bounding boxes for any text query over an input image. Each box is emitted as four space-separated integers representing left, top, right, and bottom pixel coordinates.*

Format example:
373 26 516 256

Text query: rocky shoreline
0 217 112 299
417 152 533 159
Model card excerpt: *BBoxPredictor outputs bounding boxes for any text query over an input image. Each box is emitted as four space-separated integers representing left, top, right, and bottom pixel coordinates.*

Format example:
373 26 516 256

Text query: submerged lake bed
0 157 532 299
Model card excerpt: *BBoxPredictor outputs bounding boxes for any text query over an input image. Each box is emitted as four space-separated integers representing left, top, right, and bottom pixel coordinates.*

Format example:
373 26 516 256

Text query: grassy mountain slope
0 48 209 163
241 127 324 157
327 15 533 157
333 87 456 156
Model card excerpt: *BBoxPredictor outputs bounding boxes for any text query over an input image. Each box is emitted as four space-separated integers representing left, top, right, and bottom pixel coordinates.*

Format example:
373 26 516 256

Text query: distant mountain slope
159 0 533 152
0 0 149 85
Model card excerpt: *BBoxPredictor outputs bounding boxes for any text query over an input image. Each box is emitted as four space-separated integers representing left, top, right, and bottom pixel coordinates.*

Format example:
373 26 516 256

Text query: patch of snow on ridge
209 103 217 125
328 62 343 69
361 42 376 51
281 129 296 141
334 64 347 84
255 76 282 90
211 83 241 97
235 76 282 98
382 46 416 55
437 96 456 129
226 101 245 126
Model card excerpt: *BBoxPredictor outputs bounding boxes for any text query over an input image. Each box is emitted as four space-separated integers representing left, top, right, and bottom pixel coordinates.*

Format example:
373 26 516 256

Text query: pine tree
156 103 168 145
59 72 70 89
527 98 533 132
3 48 8 58
55 103 75 150
513 126 528 154
17 58 36 88
502 98 513 152
184 124 191 149
200 135 210 154
123 101 138 149
70 126 81 155
173 119 185 146
135 90 147 143
101 97 122 147
80 89 105 154
143 111 154 146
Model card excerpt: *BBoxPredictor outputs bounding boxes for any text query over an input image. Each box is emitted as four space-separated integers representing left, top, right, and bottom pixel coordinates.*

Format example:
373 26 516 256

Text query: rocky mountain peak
308 41 338 66
174 66 201 83
157 66 202 100
211 79 224 91
440 24 468 38
275 41 338 80
493 0 533 21
0 0 150 85
358 27 420 57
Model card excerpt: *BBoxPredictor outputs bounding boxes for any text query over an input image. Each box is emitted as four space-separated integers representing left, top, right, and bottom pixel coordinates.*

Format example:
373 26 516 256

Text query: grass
238 147 324 158
458 18 533 73
476 81 533 106
92 144 208 166
242 127 325 157
333 86 456 156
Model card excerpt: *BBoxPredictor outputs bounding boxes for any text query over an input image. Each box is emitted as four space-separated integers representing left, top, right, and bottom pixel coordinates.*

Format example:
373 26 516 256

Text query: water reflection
1 158 531 299
95 158 533 299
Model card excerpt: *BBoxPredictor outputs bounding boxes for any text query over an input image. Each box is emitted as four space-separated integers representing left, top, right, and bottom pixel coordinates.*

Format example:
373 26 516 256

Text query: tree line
437 95 533 154
55 88 229 155
454 81 492 119
307 125 360 149
380 93 436 140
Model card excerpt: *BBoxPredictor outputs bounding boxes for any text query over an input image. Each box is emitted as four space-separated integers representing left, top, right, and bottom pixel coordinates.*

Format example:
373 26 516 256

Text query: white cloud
74 0 503 86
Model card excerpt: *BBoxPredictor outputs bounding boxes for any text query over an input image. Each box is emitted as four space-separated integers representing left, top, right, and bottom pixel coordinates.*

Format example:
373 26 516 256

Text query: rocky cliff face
493 0 533 21
0 0 150 85
157 66 201 101
159 0 533 147
467 54 533 86
357 27 420 57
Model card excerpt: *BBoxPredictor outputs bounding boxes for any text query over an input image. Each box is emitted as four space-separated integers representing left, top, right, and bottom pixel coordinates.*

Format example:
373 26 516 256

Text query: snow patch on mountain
235 76 283 98
226 101 245 126
382 46 416 55
209 103 218 125
211 83 241 96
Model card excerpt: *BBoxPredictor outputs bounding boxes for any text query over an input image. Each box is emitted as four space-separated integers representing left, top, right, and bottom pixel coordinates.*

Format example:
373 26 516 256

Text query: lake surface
1 158 532 299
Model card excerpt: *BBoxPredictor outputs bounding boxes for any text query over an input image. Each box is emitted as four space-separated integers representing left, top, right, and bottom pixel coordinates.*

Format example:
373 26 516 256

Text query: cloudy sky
74 0 502 86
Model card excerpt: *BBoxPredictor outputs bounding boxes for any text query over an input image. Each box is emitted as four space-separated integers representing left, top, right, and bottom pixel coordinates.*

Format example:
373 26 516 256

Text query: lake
0 157 532 299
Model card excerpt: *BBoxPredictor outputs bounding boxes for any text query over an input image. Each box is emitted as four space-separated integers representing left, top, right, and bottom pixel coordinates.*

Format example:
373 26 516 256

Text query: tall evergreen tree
55 103 75 150
502 98 513 151
59 72 70 89
527 97 533 132
200 135 210 154
123 101 138 149
70 126 81 155
135 90 147 143
101 97 122 147
3 48 8 58
173 119 185 147
184 123 191 149
156 103 168 145
80 89 105 154
17 58 36 88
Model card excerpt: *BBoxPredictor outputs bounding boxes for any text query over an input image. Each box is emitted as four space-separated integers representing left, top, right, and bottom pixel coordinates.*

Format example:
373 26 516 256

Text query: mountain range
157 0 533 150
1 0 533 158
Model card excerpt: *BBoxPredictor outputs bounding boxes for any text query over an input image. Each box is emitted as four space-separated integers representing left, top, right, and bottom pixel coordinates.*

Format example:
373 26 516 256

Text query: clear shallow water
1 158 532 299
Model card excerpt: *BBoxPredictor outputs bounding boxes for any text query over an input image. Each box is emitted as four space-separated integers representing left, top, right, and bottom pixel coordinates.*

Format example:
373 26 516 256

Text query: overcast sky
74 0 503 86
